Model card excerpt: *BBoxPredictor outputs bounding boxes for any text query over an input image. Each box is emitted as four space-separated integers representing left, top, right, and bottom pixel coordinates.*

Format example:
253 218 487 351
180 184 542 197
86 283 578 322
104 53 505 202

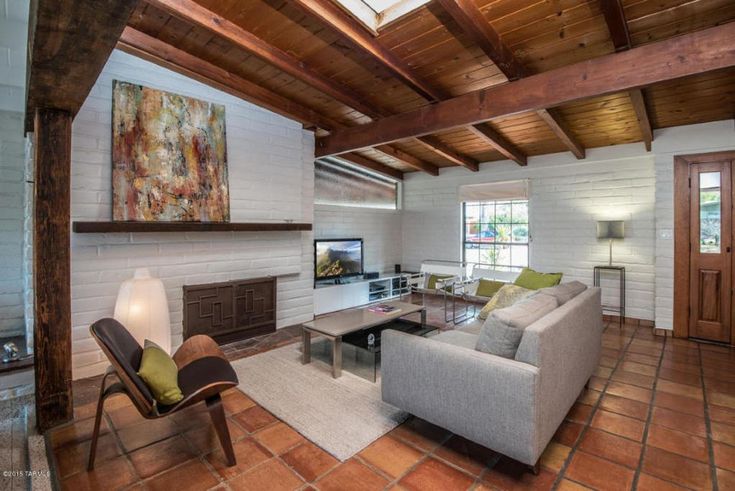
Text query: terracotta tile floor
50 305 735 490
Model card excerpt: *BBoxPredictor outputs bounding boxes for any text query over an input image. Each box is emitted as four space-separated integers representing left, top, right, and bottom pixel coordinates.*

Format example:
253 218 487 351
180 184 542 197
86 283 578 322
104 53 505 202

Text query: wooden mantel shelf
73 221 312 233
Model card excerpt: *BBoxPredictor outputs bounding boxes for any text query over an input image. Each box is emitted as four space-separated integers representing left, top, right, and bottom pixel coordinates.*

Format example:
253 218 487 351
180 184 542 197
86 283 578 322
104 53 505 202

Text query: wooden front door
689 161 732 343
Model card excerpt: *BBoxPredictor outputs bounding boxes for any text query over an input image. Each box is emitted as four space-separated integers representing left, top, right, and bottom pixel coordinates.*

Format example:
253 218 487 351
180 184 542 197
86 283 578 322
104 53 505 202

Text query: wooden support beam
600 0 654 151
628 89 653 152
436 0 583 159
415 136 479 171
24 0 139 132
34 108 73 432
118 28 342 131
145 0 384 120
315 22 735 156
334 153 404 180
436 0 526 81
290 0 480 169
290 0 446 101
467 124 527 166
374 145 439 175
536 108 585 159
599 0 632 51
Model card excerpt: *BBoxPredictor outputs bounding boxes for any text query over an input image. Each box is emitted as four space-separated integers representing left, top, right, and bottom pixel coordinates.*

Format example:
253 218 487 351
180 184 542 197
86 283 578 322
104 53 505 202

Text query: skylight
335 0 431 33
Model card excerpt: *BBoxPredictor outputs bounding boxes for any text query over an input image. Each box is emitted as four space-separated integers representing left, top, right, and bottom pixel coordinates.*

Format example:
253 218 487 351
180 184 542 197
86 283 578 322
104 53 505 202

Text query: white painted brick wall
402 144 657 321
0 110 24 336
70 50 315 379
314 205 402 274
651 120 735 329
0 0 28 338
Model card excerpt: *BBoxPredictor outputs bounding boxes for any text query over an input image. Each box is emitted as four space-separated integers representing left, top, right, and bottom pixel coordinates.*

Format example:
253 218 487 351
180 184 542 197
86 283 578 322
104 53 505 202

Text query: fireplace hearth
183 277 276 344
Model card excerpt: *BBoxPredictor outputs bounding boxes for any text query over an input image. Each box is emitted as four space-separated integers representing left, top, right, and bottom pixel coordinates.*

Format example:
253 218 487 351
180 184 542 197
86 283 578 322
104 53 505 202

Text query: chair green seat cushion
137 340 184 405
475 279 505 298
427 274 453 290
513 268 563 290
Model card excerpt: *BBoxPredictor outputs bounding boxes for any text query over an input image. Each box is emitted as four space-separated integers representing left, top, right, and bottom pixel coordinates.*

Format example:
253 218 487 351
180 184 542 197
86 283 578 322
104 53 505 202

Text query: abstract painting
112 80 230 222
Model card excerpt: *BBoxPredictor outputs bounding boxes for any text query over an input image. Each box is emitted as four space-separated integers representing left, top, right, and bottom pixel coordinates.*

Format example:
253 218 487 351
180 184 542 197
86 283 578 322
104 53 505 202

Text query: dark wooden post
34 108 73 432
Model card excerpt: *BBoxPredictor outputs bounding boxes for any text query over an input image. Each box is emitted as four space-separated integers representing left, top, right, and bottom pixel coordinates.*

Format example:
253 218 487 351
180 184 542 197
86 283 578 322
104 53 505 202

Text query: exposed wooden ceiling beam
415 136 479 171
599 0 632 51
118 28 343 131
334 153 404 180
374 145 439 175
290 0 446 102
24 0 139 132
600 0 654 151
536 108 585 159
145 0 384 120
628 89 654 152
436 0 527 81
436 0 584 160
292 0 488 170
315 22 735 156
467 125 527 166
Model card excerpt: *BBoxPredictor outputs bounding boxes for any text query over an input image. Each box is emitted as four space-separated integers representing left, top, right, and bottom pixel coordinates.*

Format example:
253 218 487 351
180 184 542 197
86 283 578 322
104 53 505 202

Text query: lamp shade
597 220 625 239
114 268 171 353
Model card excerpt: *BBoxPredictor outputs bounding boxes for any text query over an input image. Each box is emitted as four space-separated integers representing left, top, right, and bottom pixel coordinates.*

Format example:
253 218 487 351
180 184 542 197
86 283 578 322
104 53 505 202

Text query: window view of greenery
463 200 529 271
699 171 721 254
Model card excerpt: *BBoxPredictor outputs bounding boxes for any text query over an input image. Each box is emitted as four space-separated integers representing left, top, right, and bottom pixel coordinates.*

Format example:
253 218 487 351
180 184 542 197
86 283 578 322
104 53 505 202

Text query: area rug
231 343 407 461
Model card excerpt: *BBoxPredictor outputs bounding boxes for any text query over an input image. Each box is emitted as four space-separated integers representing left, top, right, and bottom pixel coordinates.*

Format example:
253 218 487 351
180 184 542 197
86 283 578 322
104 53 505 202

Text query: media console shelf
314 274 409 315
72 221 312 233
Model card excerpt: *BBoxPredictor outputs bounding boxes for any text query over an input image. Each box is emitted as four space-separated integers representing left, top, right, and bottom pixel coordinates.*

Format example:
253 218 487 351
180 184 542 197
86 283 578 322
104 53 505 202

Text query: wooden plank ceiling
120 0 735 177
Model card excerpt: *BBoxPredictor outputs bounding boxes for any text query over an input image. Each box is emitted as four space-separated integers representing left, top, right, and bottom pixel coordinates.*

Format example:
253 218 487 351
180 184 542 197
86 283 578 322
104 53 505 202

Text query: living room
1 0 735 489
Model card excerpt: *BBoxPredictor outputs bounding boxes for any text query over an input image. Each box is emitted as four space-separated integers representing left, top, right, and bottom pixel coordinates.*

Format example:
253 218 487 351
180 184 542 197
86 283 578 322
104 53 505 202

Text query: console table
593 265 625 327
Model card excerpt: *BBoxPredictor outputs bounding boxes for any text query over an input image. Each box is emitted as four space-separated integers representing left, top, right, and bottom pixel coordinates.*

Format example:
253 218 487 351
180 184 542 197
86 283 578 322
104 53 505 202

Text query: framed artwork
112 80 230 222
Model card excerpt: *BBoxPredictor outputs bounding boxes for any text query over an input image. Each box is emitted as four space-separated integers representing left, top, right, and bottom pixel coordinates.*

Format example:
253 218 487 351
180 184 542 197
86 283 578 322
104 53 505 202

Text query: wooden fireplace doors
674 151 735 345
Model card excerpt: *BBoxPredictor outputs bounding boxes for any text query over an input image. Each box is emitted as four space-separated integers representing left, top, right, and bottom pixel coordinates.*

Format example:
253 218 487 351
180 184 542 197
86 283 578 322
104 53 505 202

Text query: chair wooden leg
207 394 236 467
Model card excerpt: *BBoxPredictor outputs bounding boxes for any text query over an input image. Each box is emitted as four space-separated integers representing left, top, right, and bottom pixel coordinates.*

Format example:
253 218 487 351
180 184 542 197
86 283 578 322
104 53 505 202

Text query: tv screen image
315 239 363 280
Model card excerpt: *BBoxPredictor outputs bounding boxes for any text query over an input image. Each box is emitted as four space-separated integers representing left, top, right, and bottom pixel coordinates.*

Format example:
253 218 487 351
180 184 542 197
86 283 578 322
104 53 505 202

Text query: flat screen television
315 238 364 281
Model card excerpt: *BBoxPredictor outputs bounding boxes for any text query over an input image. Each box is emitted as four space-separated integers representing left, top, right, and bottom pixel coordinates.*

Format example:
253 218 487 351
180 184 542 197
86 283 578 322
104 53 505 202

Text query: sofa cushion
426 274 453 290
475 293 559 358
478 284 533 320
538 281 587 305
432 330 479 350
513 268 563 290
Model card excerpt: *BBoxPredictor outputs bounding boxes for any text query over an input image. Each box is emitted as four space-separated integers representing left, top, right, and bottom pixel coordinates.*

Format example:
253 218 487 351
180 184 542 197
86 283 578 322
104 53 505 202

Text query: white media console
313 273 411 315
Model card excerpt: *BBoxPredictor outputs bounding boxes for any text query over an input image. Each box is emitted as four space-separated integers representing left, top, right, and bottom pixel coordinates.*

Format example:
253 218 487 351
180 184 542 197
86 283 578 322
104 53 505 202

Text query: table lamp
597 220 625 266
114 268 171 353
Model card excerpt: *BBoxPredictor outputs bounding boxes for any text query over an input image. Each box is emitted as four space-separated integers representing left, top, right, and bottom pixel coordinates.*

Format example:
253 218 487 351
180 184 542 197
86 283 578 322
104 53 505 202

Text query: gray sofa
381 287 602 468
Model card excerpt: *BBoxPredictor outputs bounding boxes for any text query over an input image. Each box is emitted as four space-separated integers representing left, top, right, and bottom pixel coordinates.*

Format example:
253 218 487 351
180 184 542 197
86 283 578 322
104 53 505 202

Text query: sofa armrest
381 330 539 464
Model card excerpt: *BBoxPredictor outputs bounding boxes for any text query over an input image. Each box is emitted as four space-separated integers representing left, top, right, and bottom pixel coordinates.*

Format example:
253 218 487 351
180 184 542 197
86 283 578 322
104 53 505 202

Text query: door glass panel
700 171 721 253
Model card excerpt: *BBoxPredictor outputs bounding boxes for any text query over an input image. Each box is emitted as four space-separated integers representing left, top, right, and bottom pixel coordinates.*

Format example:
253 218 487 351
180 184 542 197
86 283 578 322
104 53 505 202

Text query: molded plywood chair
87 318 239 470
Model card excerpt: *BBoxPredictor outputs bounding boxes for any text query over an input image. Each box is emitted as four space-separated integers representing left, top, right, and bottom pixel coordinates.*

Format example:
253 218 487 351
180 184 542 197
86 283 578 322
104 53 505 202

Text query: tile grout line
552 320 640 488
630 324 668 489
699 343 720 491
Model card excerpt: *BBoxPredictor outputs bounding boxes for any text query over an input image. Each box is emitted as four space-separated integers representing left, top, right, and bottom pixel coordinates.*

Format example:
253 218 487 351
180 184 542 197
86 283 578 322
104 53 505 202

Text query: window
462 200 529 272
315 159 398 209
334 0 431 33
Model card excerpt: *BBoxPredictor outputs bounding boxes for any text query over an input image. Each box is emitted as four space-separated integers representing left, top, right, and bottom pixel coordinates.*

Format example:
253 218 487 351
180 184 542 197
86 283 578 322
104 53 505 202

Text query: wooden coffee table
301 301 426 378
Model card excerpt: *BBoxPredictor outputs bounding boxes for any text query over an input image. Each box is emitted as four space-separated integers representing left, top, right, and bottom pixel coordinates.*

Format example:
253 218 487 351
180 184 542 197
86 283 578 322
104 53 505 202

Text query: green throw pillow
478 284 533 319
138 340 183 406
514 268 563 290
475 279 505 298
427 274 453 290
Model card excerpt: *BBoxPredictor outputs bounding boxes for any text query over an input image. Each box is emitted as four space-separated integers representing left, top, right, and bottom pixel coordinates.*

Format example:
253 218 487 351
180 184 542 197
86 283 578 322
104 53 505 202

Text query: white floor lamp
114 268 172 353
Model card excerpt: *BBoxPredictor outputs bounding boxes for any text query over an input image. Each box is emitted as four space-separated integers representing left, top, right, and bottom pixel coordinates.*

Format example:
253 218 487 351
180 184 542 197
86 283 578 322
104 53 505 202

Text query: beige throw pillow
477 284 532 320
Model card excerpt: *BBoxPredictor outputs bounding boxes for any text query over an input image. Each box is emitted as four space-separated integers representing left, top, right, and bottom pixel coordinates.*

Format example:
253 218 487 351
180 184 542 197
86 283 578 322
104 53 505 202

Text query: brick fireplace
183 277 277 344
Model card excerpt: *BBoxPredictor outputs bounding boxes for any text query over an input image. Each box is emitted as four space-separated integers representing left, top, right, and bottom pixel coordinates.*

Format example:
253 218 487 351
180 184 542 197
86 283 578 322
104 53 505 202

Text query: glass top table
301 300 432 380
